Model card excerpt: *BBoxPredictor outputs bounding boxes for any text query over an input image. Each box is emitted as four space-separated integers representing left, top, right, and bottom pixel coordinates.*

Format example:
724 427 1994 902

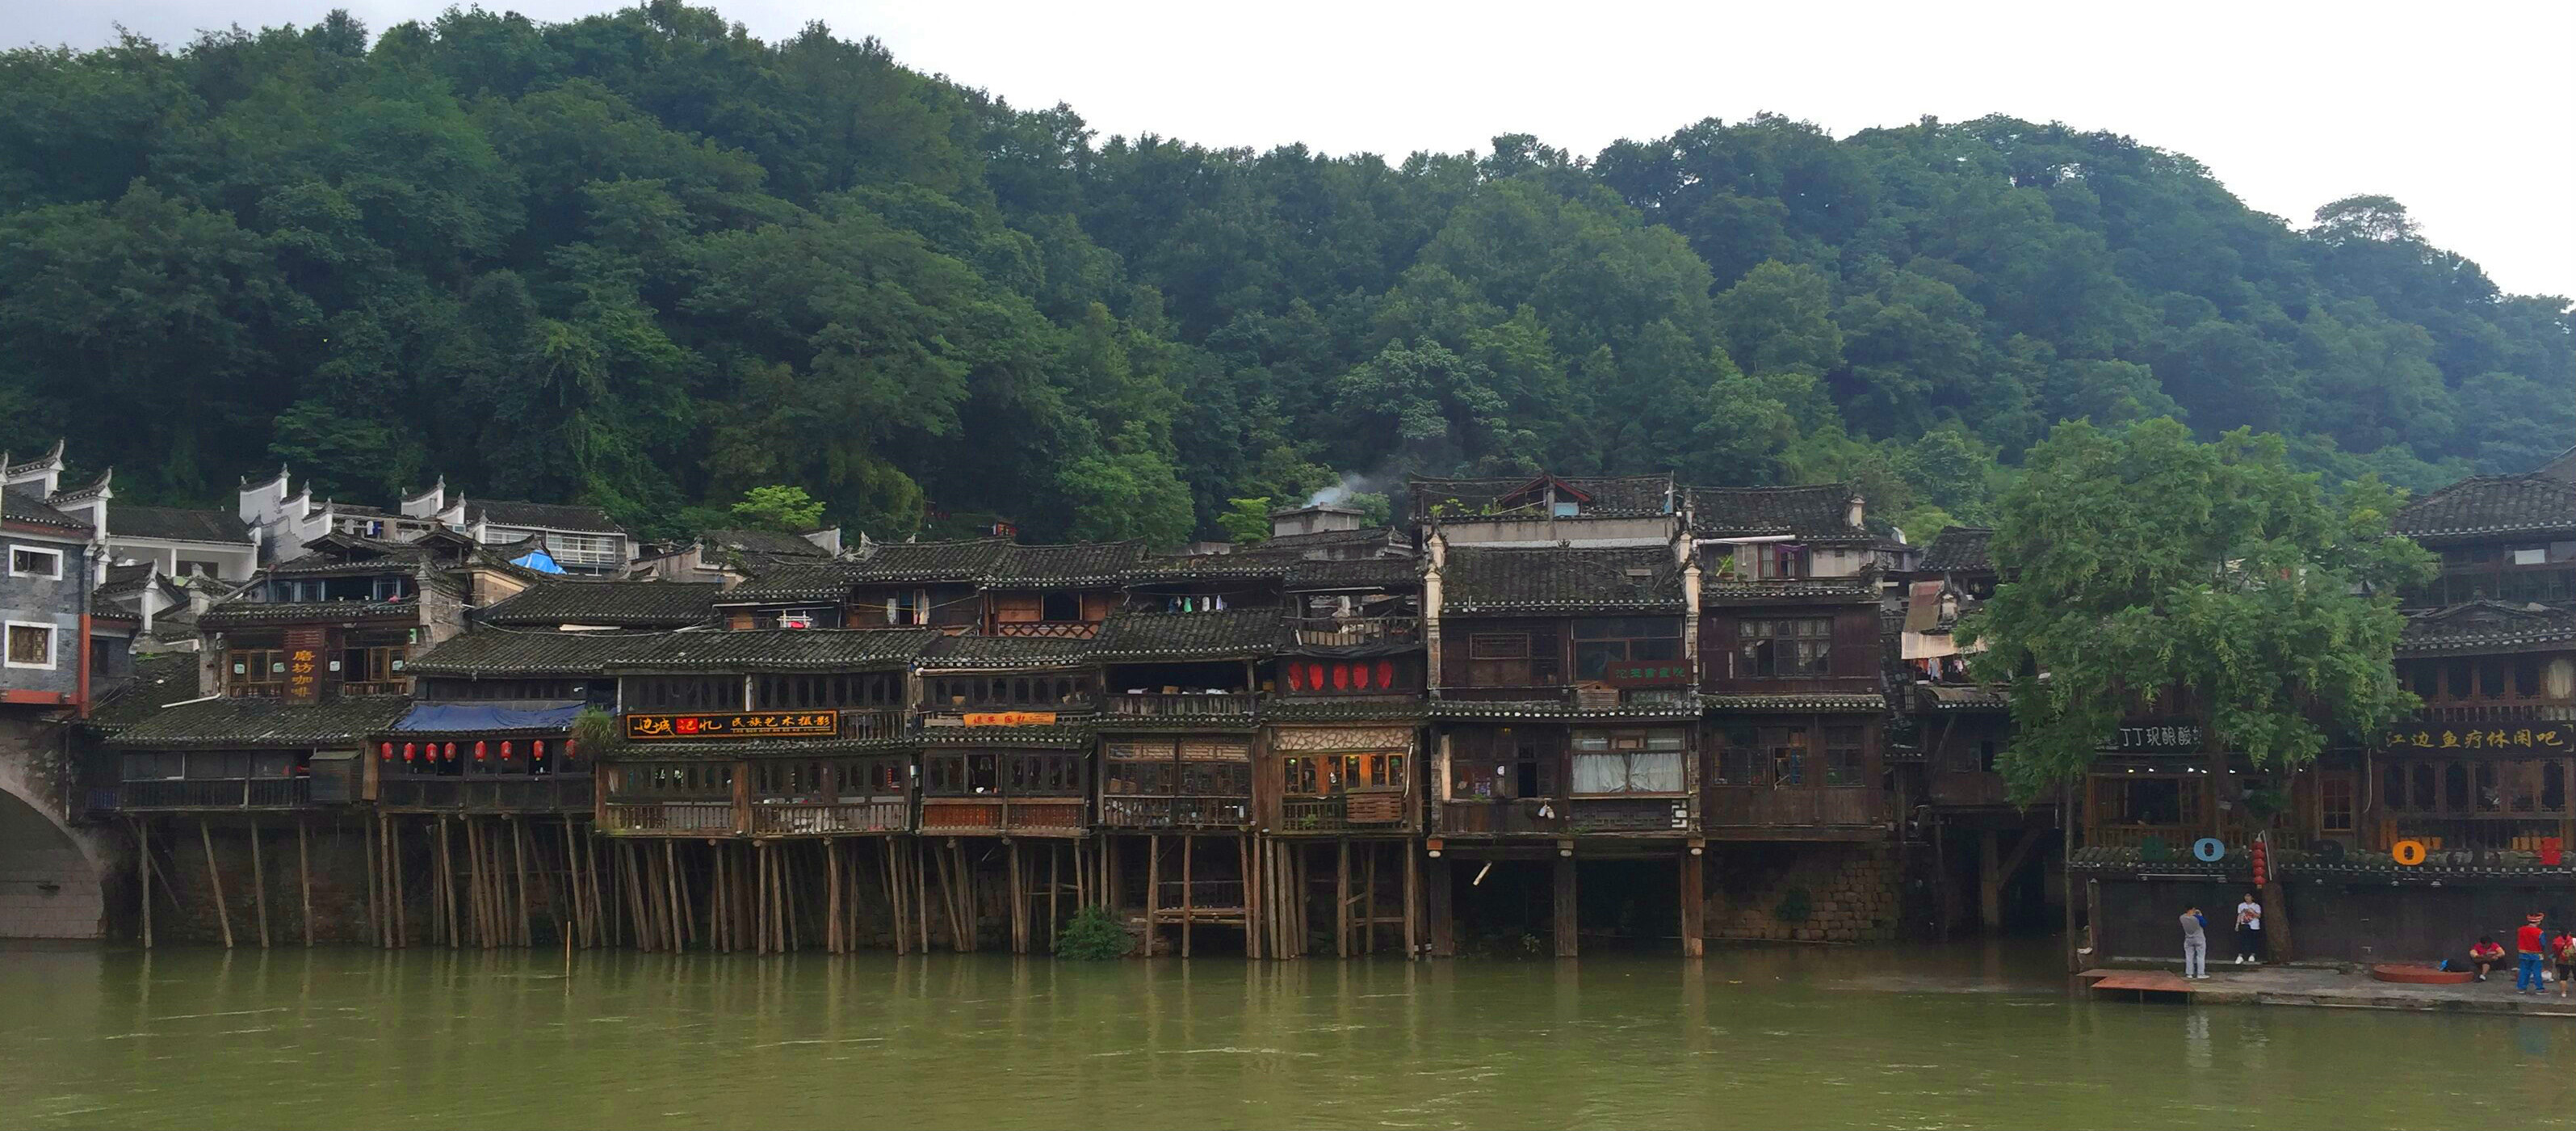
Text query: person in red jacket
2551 928 2576 999
2517 911 2549 994
2468 936 2507 982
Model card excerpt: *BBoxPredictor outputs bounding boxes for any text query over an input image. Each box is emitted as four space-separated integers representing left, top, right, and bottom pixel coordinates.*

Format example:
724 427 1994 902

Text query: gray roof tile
1440 545 1684 615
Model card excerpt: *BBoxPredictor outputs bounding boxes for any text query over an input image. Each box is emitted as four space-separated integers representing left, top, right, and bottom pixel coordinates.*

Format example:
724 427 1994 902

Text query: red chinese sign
624 713 841 741
283 626 325 704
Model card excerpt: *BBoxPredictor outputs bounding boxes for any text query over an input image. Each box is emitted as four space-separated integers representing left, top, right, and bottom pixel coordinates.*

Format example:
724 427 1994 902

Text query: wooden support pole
1336 839 1351 960
1239 835 1257 961
249 820 270 949
1427 853 1454 958
1181 834 1194 959
436 818 453 948
1362 842 1377 955
1553 854 1578 959
1146 835 1161 957
1403 841 1419 960
137 820 153 950
390 816 407 948
1049 843 1063 951
363 814 380 948
828 839 843 954
514 819 534 948
1008 841 1026 955
1679 849 1705 958
913 840 930 955
200 819 233 949
1979 829 2002 931
299 824 314 948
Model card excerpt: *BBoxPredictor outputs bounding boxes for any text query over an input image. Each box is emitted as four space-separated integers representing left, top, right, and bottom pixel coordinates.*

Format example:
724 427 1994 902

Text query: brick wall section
0 713 109 938
1706 843 1903 943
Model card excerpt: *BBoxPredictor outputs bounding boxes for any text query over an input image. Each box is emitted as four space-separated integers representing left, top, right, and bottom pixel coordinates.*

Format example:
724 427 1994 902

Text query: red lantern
1286 665 1303 692
1376 660 1395 689
380 742 393 763
1353 662 1373 691
564 739 577 762
1332 663 1349 691
402 742 416 763
474 741 488 763
501 741 514 761
532 740 546 761
443 742 456 762
1307 662 1327 692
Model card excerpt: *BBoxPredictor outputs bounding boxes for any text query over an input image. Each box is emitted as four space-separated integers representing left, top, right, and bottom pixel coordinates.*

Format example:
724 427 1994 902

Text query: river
3 939 2566 1129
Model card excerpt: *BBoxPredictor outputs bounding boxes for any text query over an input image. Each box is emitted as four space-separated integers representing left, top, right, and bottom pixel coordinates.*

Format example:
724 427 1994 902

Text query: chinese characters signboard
963 711 1058 727
2384 725 2572 755
624 713 841 741
283 626 325 704
2100 721 2204 753
1601 661 1692 687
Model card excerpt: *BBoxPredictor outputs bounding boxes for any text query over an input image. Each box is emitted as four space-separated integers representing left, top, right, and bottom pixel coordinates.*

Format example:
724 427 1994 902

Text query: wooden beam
1978 829 2002 931
200 820 233 949
136 819 153 950
1403 841 1419 960
1336 839 1350 960
1146 835 1160 957
1679 849 1705 957
249 820 270 948
1553 855 1577 958
1181 834 1194 959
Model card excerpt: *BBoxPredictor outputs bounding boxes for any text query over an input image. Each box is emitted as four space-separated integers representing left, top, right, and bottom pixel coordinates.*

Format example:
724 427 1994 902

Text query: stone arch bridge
0 715 114 939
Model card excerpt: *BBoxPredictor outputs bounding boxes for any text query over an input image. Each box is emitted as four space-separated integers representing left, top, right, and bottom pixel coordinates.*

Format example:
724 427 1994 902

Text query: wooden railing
601 801 738 835
1286 616 1421 647
2086 823 2210 850
1098 794 1251 828
341 679 411 696
227 683 285 699
1109 692 1259 717
991 620 1102 638
750 800 908 836
1435 800 1564 836
919 797 1087 835
1280 791 1413 832
1436 685 1573 704
115 778 313 809
2411 703 2576 725
379 776 593 811
1704 787 1881 828
1152 879 1247 914
1703 674 1880 696
839 709 908 742
1567 796 1692 833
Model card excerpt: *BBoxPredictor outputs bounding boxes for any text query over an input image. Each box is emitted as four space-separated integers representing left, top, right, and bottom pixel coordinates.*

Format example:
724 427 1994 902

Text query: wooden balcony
1434 799 1565 837
600 801 738 835
749 799 908 836
227 683 285 699
341 679 411 696
2410 701 2576 725
111 778 313 810
2086 822 2213 850
1286 616 1421 648
1928 770 2013 808
1098 794 1251 829
837 708 908 742
1704 786 1882 832
991 620 1101 639
918 796 1087 837
378 775 593 812
1108 692 1260 718
1701 674 1881 697
1566 795 1693 835
1278 790 1414 834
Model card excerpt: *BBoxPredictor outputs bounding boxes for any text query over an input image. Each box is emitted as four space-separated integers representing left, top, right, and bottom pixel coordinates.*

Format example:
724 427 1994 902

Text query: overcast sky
10 0 2572 298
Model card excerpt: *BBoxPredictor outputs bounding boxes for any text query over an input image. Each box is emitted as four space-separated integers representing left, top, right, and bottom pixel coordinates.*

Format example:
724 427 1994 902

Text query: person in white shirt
2234 893 2263 964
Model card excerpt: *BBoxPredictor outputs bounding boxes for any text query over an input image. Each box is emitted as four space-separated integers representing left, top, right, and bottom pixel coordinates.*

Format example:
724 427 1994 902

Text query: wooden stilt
1336 839 1351 960
514 820 533 948
1006 841 1025 954
1238 835 1257 961
1362 842 1377 956
1049 843 1062 951
1146 835 1160 957
199 819 233 949
1679 849 1705 958
248 820 270 949
1181 834 1194 959
363 814 381 948
1403 841 1419 960
389 815 408 948
137 820 153 950
1428 854 1454 958
1553 854 1578 959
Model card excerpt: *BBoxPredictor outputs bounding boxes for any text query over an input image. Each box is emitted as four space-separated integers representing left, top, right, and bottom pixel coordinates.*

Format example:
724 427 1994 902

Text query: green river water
5 939 2570 1129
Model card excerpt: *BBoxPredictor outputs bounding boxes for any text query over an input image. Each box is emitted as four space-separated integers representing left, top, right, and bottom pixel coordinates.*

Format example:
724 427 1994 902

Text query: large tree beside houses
1963 418 2439 805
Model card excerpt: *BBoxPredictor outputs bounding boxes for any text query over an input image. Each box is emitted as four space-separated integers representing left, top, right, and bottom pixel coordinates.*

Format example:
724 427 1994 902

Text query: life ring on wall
2392 839 2427 866
2192 837 2226 862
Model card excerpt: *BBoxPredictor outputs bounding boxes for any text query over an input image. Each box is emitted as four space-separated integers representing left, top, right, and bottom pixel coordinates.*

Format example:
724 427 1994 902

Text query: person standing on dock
2551 926 2576 999
2180 904 2208 979
2234 893 2263 965
2515 911 2547 994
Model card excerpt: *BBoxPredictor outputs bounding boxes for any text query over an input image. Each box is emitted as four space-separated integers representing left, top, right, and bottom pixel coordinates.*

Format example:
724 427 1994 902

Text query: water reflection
0 937 2559 1130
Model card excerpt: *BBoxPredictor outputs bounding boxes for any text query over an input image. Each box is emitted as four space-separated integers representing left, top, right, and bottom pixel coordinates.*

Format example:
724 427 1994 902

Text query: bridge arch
0 737 111 940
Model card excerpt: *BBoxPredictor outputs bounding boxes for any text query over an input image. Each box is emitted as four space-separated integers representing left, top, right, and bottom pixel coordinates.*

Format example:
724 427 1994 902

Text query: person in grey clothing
2180 903 2209 979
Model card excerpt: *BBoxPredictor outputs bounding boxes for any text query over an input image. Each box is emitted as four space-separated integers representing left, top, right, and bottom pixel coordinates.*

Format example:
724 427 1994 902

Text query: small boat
2370 964 2474 985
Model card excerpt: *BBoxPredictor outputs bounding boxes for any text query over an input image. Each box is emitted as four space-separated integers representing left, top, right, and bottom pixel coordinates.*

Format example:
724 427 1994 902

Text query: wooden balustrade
749 800 908 836
1098 794 1251 828
601 801 738 835
1704 787 1881 829
1286 616 1421 647
379 776 594 812
1435 800 1564 836
1109 692 1260 717
114 778 313 809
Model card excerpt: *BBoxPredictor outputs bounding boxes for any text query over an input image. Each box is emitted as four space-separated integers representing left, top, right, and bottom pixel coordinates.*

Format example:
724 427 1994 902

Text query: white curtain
1627 750 1685 793
1571 754 1626 795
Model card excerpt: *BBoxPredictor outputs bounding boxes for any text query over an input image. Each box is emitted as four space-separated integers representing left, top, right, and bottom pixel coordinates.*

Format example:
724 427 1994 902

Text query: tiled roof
1121 552 1301 584
917 634 1097 670
2392 474 2576 540
111 696 411 749
1264 527 1405 552
1701 693 1888 712
468 499 626 534
2397 602 2576 656
405 630 655 676
986 540 1147 587
95 562 154 601
109 504 254 544
480 580 720 628
716 562 855 605
1439 545 1684 614
1912 683 2009 711
701 528 832 561
3 486 90 533
1410 473 1677 521
1286 558 1422 591
199 599 421 628
1690 483 1869 540
1704 579 1878 603
606 629 940 672
1263 699 1429 722
917 723 1093 748
89 654 205 731
1916 527 1994 574
1429 698 1703 721
845 538 1010 582
1092 608 1285 661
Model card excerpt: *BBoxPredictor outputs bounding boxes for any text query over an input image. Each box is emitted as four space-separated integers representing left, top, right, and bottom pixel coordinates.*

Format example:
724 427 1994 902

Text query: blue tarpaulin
512 548 567 574
392 702 586 734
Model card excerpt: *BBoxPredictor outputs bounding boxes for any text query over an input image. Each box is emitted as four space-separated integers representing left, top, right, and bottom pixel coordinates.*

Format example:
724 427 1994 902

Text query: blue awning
392 701 586 734
513 549 567 574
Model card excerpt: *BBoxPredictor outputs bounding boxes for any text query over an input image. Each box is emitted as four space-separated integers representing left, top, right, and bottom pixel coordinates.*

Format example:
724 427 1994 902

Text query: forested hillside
2 2 2567 542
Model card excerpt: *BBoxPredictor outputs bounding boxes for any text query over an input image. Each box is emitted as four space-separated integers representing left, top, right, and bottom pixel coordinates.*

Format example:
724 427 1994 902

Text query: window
623 676 742 710
1823 726 1866 786
1767 727 1806 785
1041 592 1081 621
1283 751 1408 797
1450 729 1556 801
886 590 929 625
340 645 406 687
1571 618 1682 681
8 546 62 579
178 559 220 578
1569 729 1687 794
545 532 621 568
2114 778 2182 825
1752 544 1806 580
1738 618 1832 677
1468 633 1529 660
6 622 55 669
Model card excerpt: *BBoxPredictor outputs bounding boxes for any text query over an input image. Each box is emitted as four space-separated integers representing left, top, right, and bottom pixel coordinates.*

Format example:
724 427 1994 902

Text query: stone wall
1706 842 1902 943
0 713 111 939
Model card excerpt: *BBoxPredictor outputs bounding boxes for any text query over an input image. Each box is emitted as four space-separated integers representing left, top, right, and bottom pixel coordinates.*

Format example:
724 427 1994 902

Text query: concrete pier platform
2083 964 2576 1016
